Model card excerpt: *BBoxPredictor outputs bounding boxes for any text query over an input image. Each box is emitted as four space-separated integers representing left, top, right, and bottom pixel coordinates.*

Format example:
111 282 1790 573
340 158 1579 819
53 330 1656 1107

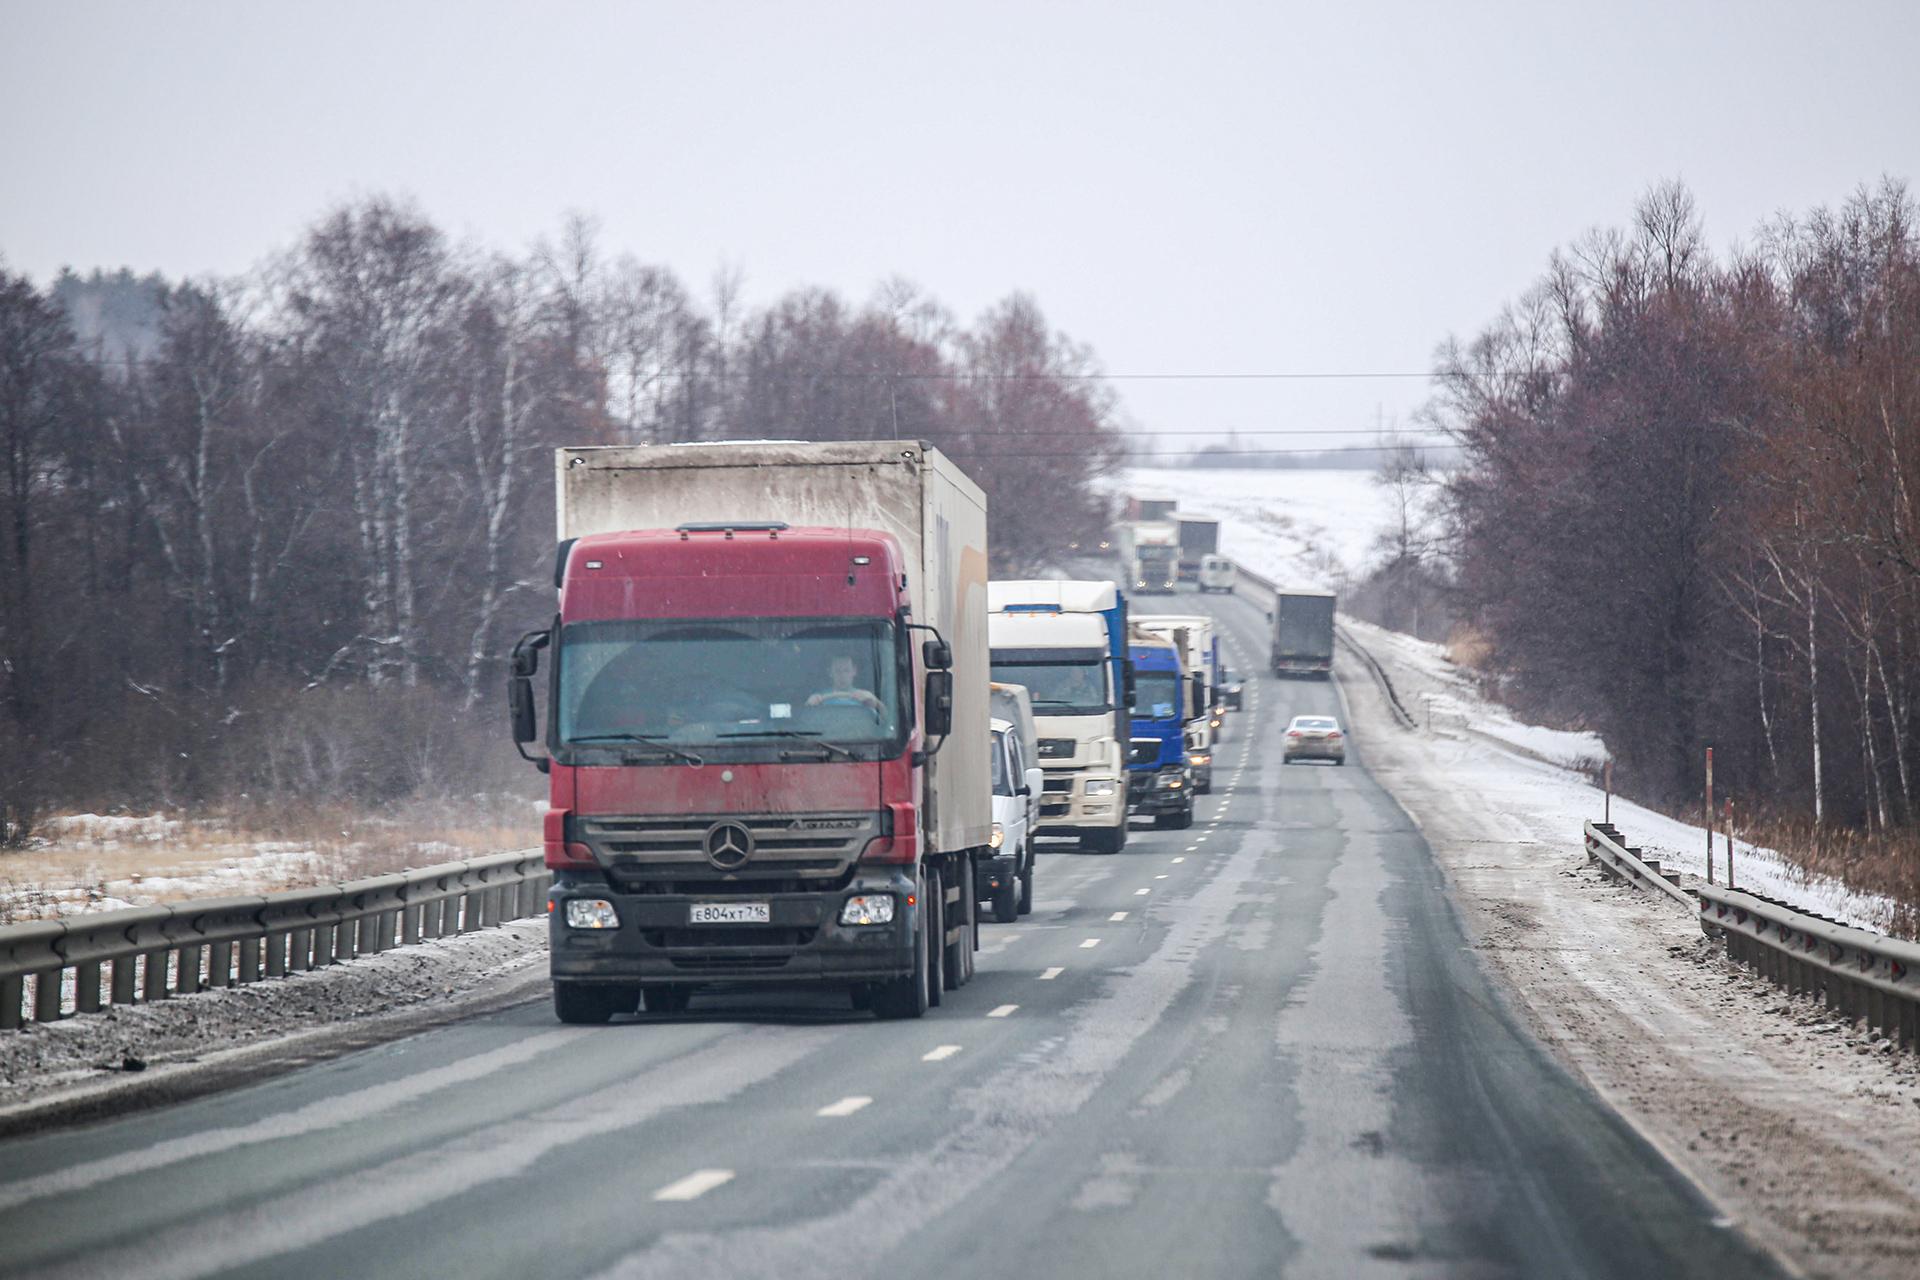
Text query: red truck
509 441 991 1022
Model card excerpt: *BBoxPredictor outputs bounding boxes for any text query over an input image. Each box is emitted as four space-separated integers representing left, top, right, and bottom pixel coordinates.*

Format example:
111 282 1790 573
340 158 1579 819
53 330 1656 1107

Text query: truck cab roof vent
675 521 789 539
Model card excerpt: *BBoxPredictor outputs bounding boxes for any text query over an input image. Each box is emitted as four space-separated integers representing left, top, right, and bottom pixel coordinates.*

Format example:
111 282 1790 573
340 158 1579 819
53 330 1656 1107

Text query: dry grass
1736 815 1920 940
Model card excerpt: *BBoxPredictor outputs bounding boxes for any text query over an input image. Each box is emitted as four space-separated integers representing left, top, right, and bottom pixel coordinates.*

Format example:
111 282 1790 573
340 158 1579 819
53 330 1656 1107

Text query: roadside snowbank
1344 617 1899 933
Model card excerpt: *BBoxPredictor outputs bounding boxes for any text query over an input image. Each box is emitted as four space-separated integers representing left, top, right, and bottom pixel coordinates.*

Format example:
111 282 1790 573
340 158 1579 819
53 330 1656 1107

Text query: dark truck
1269 590 1336 678
1175 518 1219 582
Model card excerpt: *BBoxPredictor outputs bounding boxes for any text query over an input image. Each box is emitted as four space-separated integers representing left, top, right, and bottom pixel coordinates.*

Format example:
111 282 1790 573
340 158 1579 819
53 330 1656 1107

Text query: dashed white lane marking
653 1169 734 1201
1135 887 1150 895
1039 967 1064 980
1109 911 1129 922
817 1096 873 1117
1173 856 1187 863
987 1004 1019 1018
1080 938 1102 949
1155 874 1169 880
923 1044 962 1061
1197 834 1210 842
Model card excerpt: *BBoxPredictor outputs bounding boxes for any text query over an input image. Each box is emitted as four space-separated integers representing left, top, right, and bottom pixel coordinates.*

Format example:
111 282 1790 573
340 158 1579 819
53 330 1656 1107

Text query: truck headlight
1188 753 1210 766
1084 779 1116 796
839 894 895 926
564 899 620 929
990 822 1005 849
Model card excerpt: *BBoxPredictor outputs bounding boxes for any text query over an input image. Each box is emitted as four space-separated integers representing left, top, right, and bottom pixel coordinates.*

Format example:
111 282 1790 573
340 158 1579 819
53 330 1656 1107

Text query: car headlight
1154 773 1183 790
839 894 895 926
1084 779 1116 796
564 898 620 929
990 821 1005 848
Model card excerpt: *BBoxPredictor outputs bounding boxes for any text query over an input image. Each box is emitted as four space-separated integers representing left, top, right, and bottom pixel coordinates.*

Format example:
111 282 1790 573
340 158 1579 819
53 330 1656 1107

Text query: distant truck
1116 521 1180 594
1127 496 1178 522
988 580 1131 855
1270 589 1337 678
1197 555 1237 594
1135 614 1220 790
512 440 990 1023
1127 629 1195 827
1175 518 1220 581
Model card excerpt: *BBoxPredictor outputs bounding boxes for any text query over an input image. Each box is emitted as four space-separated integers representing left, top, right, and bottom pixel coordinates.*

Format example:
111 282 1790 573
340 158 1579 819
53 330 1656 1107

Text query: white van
981 684 1044 921
1198 555 1237 594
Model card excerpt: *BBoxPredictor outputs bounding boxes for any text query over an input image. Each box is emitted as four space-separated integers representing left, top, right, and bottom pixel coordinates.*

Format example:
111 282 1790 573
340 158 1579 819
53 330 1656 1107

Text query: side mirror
511 628 550 679
923 638 953 671
924 669 954 736
510 676 538 745
1191 674 1207 717
1024 766 1044 798
1122 659 1137 704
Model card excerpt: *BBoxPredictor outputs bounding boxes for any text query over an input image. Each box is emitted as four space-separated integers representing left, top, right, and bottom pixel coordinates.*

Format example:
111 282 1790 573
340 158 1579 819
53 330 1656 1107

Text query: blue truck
1126 631 1195 829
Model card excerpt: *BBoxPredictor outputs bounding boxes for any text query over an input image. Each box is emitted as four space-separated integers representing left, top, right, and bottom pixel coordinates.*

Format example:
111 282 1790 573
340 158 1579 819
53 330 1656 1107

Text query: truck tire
926 866 945 1006
641 985 691 1014
1196 778 1211 795
872 874 932 1020
1016 843 1034 916
1176 802 1195 830
945 860 975 988
553 981 627 1025
1082 825 1126 855
992 877 1019 924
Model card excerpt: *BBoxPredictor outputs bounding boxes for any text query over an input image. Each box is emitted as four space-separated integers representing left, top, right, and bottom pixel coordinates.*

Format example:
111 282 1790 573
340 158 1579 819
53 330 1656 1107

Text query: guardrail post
208 940 233 988
376 908 398 953
109 955 136 1005
76 961 102 1014
335 917 357 962
238 937 261 983
143 950 169 1001
1901 997 1916 1052
176 944 202 994
34 969 62 1021
265 932 288 978
1 974 23 1029
403 901 423 946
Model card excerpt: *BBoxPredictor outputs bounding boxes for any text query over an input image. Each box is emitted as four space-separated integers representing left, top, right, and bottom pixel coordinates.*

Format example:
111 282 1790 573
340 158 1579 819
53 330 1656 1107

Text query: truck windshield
556 616 904 759
989 659 1108 715
1132 672 1179 719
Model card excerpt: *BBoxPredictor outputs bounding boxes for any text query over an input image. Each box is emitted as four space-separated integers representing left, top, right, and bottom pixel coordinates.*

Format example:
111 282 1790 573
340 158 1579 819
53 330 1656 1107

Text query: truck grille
1037 738 1075 759
642 927 817 950
1129 739 1161 767
1041 776 1074 794
579 812 878 882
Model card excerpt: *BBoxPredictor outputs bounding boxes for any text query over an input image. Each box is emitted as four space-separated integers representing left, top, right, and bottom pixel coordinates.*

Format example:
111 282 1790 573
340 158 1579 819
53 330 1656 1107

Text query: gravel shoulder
0 919 548 1136
1338 638 1920 1280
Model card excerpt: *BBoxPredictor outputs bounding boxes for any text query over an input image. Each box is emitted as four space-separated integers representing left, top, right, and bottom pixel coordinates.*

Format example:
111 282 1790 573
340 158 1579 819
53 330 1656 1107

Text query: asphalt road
0 588 1783 1280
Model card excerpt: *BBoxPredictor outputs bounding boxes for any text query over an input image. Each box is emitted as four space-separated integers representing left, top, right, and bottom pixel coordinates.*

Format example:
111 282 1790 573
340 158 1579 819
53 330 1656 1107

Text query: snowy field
1111 466 1407 590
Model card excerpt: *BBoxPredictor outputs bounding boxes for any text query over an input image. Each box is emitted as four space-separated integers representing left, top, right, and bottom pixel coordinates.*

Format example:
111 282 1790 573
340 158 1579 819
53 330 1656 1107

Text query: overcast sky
4 0 1917 454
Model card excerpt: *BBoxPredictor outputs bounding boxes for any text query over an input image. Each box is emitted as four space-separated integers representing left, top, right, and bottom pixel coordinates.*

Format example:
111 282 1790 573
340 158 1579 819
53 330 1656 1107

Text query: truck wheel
992 877 1019 924
1016 844 1034 916
553 981 624 1025
1176 803 1195 830
945 861 975 988
926 866 945 1006
1196 779 1211 795
871 875 932 1020
641 986 691 1014
1082 825 1125 855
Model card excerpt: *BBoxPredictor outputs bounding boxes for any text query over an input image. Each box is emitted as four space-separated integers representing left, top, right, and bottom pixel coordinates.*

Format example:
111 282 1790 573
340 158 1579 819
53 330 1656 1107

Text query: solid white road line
1039 967 1064 980
816 1096 873 1118
1080 938 1102 949
653 1169 735 1202
923 1044 962 1061
987 1004 1019 1018
1109 911 1129 922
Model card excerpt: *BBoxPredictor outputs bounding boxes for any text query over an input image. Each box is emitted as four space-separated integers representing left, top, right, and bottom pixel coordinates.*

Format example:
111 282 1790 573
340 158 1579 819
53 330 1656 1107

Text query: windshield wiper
566 733 704 766
717 729 860 761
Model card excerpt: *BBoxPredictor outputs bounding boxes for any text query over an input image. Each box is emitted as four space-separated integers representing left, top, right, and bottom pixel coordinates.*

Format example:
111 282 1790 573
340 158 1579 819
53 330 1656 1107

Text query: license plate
689 902 770 924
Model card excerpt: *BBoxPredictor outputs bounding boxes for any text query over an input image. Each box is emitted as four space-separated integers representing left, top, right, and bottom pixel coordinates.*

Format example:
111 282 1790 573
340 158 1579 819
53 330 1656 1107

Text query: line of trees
0 199 1128 839
1431 178 1919 834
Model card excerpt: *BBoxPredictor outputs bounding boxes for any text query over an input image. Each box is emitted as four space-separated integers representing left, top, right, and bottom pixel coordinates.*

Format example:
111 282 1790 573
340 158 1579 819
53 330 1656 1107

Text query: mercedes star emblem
704 821 754 870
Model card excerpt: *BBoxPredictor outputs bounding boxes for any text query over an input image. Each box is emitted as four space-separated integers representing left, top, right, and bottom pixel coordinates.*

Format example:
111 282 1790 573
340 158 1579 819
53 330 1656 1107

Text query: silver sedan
1282 715 1345 765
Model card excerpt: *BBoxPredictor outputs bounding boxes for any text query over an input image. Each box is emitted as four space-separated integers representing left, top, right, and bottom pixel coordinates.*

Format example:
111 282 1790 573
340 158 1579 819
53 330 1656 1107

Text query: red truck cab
516 523 949 1022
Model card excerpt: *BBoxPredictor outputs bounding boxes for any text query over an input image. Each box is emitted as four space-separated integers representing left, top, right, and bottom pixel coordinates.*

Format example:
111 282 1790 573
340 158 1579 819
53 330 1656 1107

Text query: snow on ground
1345 617 1900 932
1112 466 1403 590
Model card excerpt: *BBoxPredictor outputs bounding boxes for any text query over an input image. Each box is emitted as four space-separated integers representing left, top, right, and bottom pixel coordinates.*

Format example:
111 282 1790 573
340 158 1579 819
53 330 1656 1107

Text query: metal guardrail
0 849 549 1030
1698 882 1919 1052
1583 821 1695 910
1333 626 1416 730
